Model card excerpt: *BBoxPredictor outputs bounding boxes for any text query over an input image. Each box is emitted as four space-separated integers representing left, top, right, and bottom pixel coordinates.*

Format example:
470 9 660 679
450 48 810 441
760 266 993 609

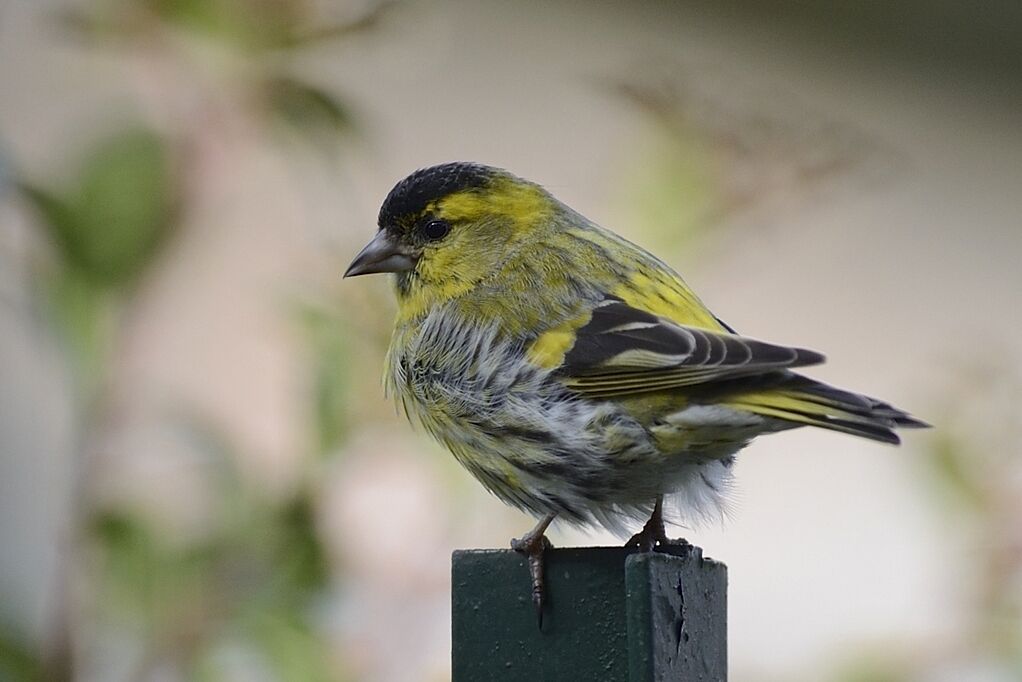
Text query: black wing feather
556 297 824 397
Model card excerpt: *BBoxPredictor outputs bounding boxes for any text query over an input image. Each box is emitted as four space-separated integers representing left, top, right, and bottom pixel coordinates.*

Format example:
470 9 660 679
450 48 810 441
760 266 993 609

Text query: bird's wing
549 296 825 398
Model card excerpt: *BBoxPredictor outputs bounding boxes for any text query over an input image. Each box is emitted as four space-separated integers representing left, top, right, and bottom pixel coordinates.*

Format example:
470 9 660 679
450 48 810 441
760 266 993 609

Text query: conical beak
344 230 417 277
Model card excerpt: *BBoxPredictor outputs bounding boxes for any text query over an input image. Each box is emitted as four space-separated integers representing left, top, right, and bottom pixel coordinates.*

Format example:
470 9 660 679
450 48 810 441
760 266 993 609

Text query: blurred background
1 1 1020 680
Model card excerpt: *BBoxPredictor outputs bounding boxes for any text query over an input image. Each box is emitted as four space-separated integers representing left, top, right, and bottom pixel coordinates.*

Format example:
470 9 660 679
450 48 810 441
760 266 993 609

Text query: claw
511 514 555 629
625 495 669 551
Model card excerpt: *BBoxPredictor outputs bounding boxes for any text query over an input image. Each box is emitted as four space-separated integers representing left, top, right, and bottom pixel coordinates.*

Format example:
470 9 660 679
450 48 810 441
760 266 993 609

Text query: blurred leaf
16 184 78 262
149 0 245 30
157 0 398 52
266 76 355 143
58 0 396 55
72 128 175 285
59 0 294 49
272 1 399 49
91 511 217 631
90 419 334 678
243 611 334 682
276 496 330 595
0 624 43 682
151 0 300 50
220 491 329 616
18 127 176 289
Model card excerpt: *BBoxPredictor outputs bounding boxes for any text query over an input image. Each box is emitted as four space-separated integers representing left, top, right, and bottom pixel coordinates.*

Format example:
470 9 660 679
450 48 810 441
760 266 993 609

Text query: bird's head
345 163 555 304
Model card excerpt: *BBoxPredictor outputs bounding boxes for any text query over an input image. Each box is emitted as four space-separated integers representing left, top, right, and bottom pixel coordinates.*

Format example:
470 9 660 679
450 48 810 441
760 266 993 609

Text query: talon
625 495 669 551
511 514 555 629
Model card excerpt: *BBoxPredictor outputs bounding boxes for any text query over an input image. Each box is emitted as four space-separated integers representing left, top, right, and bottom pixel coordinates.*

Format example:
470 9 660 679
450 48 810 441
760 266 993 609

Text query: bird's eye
422 219 450 241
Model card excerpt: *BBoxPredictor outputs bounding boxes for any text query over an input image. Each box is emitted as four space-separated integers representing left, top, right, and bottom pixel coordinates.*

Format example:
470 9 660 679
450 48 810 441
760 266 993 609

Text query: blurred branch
604 72 889 252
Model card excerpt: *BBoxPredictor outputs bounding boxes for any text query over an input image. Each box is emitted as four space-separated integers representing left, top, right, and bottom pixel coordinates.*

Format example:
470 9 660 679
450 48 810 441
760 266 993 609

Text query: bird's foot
624 495 689 551
625 510 668 551
511 514 555 628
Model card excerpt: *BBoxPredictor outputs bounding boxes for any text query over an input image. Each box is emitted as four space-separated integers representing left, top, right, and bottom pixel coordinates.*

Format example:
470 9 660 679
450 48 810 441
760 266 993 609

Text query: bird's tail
723 374 929 444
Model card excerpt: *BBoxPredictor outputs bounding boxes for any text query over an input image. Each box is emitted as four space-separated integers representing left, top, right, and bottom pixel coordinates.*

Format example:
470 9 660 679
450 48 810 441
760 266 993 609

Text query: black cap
378 162 498 227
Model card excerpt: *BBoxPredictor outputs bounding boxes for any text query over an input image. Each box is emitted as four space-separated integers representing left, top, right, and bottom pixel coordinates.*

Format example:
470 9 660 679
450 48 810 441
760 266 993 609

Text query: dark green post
452 544 727 681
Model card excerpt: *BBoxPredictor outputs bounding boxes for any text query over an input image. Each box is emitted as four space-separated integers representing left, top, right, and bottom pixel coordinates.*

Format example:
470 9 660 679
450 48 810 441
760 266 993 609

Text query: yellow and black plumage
345 162 927 619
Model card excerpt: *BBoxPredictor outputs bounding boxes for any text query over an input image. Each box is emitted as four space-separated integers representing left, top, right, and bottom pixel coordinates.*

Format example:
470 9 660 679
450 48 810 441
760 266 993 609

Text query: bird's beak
344 230 417 277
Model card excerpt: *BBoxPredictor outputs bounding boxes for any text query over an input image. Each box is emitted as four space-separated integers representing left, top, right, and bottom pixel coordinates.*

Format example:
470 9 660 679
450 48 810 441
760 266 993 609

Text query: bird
344 162 927 623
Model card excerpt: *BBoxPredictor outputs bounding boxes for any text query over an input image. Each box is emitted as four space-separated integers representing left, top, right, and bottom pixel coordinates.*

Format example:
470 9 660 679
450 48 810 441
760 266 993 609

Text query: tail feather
780 381 930 428
723 374 927 444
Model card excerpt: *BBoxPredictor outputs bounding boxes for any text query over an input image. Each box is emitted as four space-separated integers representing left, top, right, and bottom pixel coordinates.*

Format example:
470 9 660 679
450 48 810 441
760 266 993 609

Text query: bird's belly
399 373 750 528
386 315 752 529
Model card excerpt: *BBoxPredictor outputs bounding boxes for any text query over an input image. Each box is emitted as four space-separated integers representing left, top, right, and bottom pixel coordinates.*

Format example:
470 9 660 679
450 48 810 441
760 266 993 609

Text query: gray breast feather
385 305 739 532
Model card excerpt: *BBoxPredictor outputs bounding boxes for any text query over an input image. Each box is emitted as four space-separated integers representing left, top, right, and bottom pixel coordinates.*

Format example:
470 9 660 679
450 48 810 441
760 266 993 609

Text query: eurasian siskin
345 162 926 618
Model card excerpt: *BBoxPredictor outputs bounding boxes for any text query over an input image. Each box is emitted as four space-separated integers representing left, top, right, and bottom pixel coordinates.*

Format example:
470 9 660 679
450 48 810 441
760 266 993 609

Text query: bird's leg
510 513 555 627
625 495 669 551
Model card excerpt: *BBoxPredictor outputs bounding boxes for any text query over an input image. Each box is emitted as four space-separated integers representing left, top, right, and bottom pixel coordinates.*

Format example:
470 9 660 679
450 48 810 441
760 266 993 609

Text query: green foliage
147 0 304 50
18 128 175 289
61 0 397 54
90 436 336 680
16 127 175 394
235 610 335 682
7 0 388 678
0 624 44 682
265 76 356 148
92 512 213 631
